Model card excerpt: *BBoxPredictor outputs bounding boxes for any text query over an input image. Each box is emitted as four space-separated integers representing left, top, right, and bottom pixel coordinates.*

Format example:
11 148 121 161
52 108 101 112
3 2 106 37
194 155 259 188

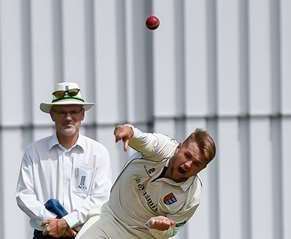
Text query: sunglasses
52 88 80 98
53 108 84 117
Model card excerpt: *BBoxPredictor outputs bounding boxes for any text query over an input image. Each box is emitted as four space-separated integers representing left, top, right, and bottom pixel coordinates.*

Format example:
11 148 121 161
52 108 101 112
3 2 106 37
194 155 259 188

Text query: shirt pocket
73 166 94 197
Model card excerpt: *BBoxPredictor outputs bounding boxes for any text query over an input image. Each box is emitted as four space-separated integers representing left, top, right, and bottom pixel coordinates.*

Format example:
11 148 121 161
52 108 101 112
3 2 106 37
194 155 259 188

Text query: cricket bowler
76 124 216 239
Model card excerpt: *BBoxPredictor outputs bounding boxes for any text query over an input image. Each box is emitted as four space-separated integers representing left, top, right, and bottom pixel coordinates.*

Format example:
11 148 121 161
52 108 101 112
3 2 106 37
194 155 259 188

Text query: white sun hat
40 82 94 113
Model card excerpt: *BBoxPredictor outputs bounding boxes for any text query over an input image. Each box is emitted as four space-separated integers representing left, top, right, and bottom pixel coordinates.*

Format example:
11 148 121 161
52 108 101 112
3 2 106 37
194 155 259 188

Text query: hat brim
40 101 94 113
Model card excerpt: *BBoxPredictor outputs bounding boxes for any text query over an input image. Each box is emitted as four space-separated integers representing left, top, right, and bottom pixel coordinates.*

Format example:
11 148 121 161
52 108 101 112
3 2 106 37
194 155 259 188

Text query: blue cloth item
44 199 68 218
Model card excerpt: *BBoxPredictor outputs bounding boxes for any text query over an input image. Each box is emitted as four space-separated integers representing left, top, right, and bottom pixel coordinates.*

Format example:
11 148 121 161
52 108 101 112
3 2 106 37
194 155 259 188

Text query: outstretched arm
114 124 178 161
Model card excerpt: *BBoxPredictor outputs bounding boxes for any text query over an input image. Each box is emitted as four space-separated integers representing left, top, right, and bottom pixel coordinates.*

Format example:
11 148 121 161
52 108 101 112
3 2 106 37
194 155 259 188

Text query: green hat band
52 96 85 103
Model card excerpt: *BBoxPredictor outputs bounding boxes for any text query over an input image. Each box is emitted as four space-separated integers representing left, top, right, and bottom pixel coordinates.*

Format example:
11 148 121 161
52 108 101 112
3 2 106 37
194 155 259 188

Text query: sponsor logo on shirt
163 193 177 205
134 176 158 212
148 167 155 174
144 165 156 176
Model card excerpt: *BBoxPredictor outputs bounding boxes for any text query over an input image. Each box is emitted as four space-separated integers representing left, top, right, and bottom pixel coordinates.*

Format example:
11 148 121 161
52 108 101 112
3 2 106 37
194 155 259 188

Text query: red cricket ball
145 16 160 30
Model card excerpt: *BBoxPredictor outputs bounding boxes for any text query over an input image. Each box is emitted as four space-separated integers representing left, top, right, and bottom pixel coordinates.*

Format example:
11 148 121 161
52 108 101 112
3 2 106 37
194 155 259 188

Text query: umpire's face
166 142 208 182
50 105 85 138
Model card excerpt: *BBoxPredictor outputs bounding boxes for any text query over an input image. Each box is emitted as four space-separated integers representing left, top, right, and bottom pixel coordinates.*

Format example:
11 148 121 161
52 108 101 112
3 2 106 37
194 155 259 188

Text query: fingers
42 219 49 235
42 225 48 236
42 220 51 236
145 218 156 227
114 125 133 151
114 127 121 142
146 216 176 231
41 219 51 225
114 127 126 143
124 139 129 152
42 220 54 236
115 131 129 151
63 228 77 237
41 219 67 237
169 219 176 227
114 129 128 141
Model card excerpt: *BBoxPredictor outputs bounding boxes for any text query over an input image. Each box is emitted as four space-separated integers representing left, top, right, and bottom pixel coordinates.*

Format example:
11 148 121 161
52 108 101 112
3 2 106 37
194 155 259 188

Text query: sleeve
63 146 112 228
16 151 56 227
128 126 179 162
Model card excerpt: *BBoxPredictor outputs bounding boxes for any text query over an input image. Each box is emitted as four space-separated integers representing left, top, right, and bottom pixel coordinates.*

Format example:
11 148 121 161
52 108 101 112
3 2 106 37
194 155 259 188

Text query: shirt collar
75 134 86 152
180 176 195 191
48 134 59 150
156 175 195 192
48 133 85 152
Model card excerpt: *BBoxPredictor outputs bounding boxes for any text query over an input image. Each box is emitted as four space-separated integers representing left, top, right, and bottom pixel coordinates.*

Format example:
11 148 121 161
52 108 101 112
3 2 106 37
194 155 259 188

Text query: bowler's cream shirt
16 134 112 230
107 127 202 238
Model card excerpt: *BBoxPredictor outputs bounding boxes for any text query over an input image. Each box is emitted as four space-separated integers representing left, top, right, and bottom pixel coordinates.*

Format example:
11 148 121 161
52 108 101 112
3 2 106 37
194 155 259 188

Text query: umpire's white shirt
16 134 112 231
107 127 202 238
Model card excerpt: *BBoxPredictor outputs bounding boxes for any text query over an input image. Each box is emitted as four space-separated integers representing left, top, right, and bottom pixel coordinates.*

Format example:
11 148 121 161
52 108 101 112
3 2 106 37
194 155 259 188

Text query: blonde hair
183 129 216 163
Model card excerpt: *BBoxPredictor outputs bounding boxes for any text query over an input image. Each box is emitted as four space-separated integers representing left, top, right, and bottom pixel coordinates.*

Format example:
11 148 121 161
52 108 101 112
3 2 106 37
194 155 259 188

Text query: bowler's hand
145 216 176 231
114 125 134 151
42 218 76 238
62 228 77 238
